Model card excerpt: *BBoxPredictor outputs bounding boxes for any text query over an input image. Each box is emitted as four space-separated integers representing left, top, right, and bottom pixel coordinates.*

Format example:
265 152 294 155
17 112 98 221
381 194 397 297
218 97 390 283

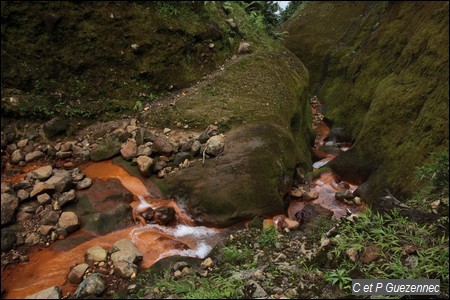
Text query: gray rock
30 182 55 198
25 285 62 299
45 170 72 193
24 232 40 246
55 151 72 159
40 207 61 226
37 193 52 205
25 151 45 163
11 149 24 164
43 117 68 138
190 140 201 155
152 135 172 153
136 156 153 177
76 177 92 190
68 263 89 284
205 135 224 156
58 211 80 234
335 189 355 201
57 189 76 207
74 273 106 298
1 193 19 226
114 261 137 278
31 165 53 181
152 160 167 172
17 189 30 201
173 152 192 166
120 138 137 160
111 250 137 265
85 246 108 262
136 145 152 156
109 239 143 261
238 41 251 54
198 132 210 144
1 227 17 252
245 280 267 298
90 138 121 162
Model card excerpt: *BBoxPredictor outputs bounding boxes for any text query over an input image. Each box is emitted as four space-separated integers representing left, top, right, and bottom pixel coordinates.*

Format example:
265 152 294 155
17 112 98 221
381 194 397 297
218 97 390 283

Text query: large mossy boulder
159 124 301 226
283 2 449 205
89 138 121 162
147 48 313 226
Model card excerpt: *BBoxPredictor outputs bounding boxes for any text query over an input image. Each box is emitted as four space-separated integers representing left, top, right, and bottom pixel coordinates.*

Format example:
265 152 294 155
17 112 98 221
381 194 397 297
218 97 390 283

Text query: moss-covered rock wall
282 1 449 205
0 1 250 120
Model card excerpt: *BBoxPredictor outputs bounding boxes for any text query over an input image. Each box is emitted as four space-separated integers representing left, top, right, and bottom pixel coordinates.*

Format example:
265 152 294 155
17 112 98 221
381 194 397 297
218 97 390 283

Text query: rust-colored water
2 160 222 299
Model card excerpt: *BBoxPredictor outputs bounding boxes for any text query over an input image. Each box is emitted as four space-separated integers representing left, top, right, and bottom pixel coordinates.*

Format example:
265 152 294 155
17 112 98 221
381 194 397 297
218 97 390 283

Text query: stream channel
1 96 365 299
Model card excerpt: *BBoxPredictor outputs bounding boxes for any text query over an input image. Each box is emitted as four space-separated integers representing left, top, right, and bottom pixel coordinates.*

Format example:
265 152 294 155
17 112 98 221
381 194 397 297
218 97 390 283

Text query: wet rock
111 250 137 265
324 127 352 144
303 190 319 201
37 193 52 205
25 285 62 299
198 132 210 144
141 207 154 222
31 166 53 181
137 145 152 156
45 170 72 193
30 182 55 198
74 273 106 298
71 169 85 182
17 189 30 201
120 138 137 160
283 218 300 230
295 203 333 229
136 156 153 177
24 232 40 246
152 136 173 153
90 138 121 162
335 189 354 201
114 261 138 278
205 135 224 156
25 151 45 163
58 211 80 234
11 149 24 164
173 152 192 166
57 189 76 207
152 160 167 172
55 151 72 159
1 182 13 194
85 246 108 263
109 239 143 261
190 140 201 155
38 225 54 236
39 207 61 225
43 117 68 138
68 263 89 284
1 193 19 226
1 228 16 252
76 177 92 190
154 206 175 225
290 187 304 198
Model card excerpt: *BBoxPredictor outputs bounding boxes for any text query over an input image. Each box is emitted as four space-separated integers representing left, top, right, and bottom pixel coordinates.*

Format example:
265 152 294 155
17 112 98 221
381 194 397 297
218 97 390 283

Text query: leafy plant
324 269 352 290
417 151 449 193
257 225 278 247
133 100 143 112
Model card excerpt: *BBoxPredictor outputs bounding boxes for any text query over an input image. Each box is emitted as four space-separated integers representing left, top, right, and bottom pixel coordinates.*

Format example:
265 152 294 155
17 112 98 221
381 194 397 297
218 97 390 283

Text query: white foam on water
136 195 154 210
161 241 213 259
313 160 328 169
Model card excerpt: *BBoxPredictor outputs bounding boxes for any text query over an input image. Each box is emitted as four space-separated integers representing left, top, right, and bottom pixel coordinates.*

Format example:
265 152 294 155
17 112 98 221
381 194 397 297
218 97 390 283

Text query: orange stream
1 160 213 299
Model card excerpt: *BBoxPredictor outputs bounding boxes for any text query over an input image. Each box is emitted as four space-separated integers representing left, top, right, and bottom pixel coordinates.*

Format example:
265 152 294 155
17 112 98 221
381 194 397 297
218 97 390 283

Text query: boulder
25 151 45 163
74 273 106 298
1 193 19 226
45 170 72 193
57 189 76 207
58 212 80 234
90 138 121 162
25 286 62 299
11 149 24 164
43 117 68 138
68 263 89 284
31 165 53 180
205 135 224 157
154 206 175 225
76 177 92 190
30 182 55 198
120 138 137 160
114 261 137 278
160 124 302 226
136 156 153 177
85 246 108 262
109 239 143 261
152 135 172 153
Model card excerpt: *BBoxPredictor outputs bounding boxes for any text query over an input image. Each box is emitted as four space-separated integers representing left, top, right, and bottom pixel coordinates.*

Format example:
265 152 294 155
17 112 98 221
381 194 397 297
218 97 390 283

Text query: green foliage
221 245 252 264
324 269 352 291
147 273 244 299
329 208 449 294
257 225 278 247
417 151 449 193
280 1 303 22
133 100 143 112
